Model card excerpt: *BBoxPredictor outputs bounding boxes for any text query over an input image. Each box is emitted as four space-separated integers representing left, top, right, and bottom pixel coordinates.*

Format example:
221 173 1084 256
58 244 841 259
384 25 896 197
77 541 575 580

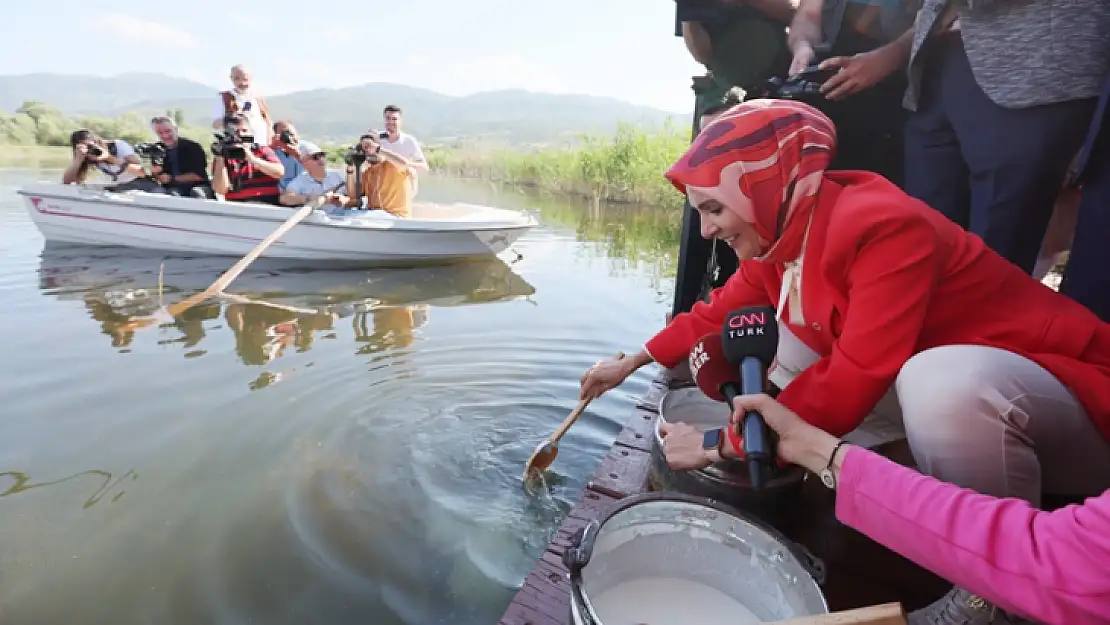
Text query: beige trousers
771 325 1110 505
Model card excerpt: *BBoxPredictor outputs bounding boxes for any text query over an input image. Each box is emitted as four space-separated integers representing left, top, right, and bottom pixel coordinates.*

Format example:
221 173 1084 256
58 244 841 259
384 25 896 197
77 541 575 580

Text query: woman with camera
579 99 1110 625
63 129 148 189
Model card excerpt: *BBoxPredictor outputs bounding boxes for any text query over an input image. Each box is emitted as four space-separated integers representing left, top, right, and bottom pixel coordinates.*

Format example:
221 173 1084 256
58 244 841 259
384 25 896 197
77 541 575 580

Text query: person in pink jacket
661 394 1110 625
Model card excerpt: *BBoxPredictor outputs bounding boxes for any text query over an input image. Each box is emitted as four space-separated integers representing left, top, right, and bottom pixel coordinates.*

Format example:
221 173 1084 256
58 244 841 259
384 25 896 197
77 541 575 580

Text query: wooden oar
523 352 625 484
121 189 342 331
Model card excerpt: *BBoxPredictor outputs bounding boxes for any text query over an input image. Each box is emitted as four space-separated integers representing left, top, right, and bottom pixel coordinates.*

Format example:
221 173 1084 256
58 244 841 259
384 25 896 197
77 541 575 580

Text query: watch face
702 428 722 450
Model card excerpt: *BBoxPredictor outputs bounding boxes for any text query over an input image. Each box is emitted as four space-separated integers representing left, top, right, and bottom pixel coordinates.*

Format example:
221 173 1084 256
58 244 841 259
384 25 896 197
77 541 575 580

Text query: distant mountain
0 73 689 147
0 72 214 115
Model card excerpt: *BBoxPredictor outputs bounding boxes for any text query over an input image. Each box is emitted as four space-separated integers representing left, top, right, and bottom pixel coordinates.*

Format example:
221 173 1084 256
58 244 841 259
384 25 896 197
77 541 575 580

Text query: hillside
0 73 689 147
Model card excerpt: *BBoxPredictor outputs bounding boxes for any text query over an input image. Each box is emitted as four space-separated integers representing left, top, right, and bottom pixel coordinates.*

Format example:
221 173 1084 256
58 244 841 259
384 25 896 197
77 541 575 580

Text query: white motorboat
17 182 539 265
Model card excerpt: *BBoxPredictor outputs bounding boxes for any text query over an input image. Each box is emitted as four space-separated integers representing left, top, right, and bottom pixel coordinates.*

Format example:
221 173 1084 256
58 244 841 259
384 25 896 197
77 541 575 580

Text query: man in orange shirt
345 133 416 217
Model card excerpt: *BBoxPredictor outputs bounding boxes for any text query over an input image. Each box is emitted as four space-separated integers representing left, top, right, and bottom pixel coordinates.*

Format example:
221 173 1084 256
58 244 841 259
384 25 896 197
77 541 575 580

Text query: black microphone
720 306 779 490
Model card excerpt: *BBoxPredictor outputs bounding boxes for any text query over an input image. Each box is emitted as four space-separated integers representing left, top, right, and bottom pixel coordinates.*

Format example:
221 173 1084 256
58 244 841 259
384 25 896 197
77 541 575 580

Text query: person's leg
770 325 906 448
1060 135 1110 321
895 344 1110 625
940 38 1097 275
903 37 971 229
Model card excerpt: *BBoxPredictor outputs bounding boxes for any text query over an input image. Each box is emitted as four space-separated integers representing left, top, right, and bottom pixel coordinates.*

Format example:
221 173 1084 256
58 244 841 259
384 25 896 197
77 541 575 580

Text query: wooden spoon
522 352 624 484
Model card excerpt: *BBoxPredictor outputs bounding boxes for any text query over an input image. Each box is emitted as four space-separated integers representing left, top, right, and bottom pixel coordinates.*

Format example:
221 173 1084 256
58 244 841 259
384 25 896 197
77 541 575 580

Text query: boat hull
18 183 537 266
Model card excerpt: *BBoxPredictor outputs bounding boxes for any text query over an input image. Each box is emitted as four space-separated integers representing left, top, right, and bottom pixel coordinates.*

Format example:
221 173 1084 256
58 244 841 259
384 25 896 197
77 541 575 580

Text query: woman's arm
643 260 773 368
62 155 86 185
774 208 939 436
729 393 1110 625
837 447 1110 625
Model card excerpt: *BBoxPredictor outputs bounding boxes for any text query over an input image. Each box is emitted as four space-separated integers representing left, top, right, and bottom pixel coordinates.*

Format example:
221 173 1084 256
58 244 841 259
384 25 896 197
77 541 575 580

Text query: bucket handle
563 519 601 576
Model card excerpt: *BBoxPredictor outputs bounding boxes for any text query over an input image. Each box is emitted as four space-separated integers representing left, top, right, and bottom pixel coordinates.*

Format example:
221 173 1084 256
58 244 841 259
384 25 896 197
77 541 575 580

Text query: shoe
908 587 1038 625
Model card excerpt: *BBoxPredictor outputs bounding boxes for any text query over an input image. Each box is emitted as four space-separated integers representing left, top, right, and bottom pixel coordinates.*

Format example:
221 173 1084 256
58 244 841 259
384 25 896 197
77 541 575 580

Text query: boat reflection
38 243 535 365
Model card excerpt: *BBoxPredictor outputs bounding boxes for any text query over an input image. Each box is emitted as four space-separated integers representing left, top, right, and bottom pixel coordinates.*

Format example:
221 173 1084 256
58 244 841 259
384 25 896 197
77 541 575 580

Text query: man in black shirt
150 116 214 199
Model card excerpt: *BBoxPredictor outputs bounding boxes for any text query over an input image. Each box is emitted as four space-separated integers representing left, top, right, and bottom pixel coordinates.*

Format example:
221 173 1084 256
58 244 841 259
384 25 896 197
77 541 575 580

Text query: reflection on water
0 168 679 625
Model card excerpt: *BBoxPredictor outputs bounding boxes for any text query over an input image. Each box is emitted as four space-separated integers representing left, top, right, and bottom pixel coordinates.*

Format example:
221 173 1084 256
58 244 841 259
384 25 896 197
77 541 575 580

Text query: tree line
0 101 209 148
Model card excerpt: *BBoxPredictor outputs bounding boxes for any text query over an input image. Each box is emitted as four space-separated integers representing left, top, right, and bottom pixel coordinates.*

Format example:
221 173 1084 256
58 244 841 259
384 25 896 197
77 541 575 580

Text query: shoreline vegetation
1 100 690 210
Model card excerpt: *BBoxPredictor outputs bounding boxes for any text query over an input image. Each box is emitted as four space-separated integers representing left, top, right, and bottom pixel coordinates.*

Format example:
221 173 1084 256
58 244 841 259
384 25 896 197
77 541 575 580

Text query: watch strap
819 440 849 489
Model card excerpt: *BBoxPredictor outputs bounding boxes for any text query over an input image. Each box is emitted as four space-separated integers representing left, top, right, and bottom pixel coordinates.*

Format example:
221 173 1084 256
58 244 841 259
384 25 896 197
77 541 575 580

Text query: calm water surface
0 168 682 625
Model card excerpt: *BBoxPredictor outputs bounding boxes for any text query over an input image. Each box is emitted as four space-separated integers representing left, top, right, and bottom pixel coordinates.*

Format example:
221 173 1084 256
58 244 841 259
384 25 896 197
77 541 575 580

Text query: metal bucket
650 387 807 516
565 492 828 625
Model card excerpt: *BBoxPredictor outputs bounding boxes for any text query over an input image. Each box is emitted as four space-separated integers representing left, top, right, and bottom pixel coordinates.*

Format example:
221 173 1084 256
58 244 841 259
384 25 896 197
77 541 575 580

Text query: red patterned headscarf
664 99 836 264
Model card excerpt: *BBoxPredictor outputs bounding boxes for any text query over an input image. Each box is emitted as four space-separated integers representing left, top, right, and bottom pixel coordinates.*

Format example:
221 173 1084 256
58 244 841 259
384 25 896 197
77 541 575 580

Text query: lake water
0 168 681 625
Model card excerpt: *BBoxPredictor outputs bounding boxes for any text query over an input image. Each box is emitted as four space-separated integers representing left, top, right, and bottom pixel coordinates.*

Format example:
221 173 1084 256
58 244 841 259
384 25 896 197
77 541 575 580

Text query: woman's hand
728 393 841 473
658 421 716 471
579 354 636 401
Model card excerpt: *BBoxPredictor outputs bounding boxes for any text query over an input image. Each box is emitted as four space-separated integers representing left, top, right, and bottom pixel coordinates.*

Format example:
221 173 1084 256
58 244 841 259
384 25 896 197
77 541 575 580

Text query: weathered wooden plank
498 602 564 625
613 404 657 452
587 444 653 499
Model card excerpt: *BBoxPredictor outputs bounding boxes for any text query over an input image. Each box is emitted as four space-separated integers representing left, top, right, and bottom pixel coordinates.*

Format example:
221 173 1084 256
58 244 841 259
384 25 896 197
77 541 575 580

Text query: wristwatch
701 427 726 465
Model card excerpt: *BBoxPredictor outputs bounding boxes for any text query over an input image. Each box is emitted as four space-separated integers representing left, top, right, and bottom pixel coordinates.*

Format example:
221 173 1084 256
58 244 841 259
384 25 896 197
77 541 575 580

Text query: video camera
134 142 167 168
342 130 389 167
210 130 255 160
754 64 837 105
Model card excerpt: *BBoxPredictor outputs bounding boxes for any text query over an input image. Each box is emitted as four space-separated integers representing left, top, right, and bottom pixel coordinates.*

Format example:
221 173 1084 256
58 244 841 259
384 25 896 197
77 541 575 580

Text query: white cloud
90 14 198 49
323 26 351 42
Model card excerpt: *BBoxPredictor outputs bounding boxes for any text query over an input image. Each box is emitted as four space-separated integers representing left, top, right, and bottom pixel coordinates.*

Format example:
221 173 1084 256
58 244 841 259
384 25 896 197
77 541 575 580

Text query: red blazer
646 172 1110 441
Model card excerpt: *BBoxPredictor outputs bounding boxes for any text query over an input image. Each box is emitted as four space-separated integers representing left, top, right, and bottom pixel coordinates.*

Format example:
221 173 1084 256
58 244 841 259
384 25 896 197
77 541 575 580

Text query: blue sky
0 1 702 113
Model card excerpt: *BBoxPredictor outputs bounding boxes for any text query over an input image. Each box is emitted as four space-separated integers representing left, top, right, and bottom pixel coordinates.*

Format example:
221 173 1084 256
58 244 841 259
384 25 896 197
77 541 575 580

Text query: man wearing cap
280 142 349 207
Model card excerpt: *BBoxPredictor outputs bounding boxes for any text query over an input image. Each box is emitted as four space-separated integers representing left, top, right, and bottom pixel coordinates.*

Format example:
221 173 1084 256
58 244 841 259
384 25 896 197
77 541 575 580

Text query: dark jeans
904 34 1097 275
1060 73 1110 322
167 183 216 200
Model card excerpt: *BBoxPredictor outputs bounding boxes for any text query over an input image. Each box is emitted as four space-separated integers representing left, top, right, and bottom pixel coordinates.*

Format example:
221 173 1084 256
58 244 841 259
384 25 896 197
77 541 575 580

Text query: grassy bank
424 123 690 209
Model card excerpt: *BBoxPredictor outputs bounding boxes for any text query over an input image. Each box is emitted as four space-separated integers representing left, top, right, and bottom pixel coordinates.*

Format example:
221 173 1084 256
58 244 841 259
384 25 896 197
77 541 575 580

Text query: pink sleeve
836 447 1110 625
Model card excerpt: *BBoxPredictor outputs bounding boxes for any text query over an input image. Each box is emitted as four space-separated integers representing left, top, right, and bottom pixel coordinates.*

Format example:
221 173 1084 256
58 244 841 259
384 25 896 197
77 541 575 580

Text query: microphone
721 306 779 490
688 332 741 408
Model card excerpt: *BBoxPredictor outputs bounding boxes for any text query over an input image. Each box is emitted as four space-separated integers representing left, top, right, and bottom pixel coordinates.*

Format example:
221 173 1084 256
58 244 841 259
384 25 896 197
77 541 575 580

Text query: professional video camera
210 130 254 160
134 142 167 168
342 131 387 167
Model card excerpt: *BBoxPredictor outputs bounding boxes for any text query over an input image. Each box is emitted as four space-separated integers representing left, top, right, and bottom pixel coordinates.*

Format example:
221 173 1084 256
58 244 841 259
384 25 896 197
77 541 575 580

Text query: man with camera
783 0 918 188
675 0 795 127
148 116 214 199
343 133 414 218
270 120 306 190
280 142 349 207
210 113 285 206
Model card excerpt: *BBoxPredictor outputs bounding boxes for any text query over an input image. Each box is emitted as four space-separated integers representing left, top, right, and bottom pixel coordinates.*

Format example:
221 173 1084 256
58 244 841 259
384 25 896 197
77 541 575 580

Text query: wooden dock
498 371 952 625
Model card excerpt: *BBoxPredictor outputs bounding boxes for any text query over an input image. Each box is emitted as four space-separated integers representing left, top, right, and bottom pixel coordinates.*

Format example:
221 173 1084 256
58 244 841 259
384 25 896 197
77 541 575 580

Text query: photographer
783 0 918 187
210 113 285 205
270 120 306 190
675 0 794 125
148 116 214 199
343 133 413 218
63 129 148 188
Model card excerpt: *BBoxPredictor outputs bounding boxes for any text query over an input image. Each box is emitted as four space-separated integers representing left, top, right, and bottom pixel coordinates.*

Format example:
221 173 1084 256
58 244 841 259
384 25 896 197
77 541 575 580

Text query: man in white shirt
211 64 273 145
280 142 349 207
379 105 429 195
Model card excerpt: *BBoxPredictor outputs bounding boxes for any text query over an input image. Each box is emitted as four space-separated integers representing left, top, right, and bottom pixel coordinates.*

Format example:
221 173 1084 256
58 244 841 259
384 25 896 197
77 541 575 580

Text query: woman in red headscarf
579 99 1110 624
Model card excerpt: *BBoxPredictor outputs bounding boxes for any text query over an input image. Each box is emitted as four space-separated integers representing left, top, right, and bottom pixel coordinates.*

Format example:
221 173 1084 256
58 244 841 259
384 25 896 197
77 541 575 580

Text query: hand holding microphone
721 306 780 490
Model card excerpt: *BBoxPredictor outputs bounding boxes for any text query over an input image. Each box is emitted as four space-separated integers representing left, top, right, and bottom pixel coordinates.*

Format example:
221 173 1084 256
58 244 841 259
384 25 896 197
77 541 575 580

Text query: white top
93 140 139 184
285 170 347 200
380 133 426 167
211 90 271 143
